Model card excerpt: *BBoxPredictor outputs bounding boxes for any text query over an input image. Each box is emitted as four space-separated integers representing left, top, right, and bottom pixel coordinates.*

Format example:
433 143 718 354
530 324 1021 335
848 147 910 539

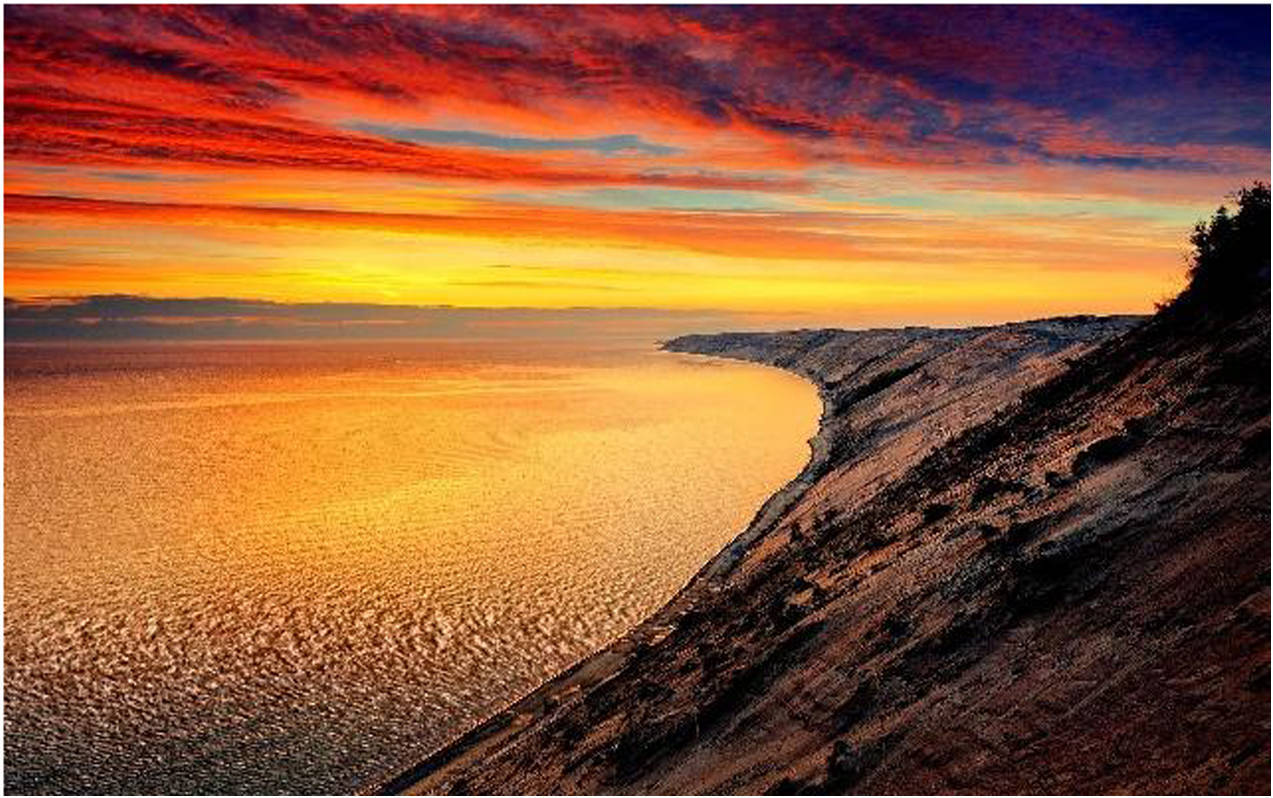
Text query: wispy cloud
6 5 1266 181
2 5 1266 320
346 124 681 156
2 295 752 341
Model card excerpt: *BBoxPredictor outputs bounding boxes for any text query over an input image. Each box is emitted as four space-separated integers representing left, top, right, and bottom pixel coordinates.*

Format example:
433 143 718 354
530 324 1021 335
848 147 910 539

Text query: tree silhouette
1175 182 1270 311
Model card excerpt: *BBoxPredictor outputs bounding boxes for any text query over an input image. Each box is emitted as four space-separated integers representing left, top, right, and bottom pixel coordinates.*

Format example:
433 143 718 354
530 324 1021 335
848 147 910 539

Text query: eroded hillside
390 299 1264 794
377 191 1270 797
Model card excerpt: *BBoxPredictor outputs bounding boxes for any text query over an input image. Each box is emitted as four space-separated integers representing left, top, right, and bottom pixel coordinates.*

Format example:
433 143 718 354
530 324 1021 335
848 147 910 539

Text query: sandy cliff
377 296 1268 794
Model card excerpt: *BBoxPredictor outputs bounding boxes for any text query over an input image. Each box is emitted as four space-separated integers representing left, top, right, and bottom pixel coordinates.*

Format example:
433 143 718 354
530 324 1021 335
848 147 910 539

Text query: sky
4 3 1270 335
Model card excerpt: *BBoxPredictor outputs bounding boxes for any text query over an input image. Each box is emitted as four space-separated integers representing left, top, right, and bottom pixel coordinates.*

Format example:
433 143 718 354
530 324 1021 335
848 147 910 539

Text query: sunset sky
4 4 1270 332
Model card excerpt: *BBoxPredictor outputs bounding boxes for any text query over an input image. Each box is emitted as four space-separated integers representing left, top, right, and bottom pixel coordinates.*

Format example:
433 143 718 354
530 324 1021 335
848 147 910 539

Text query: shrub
921 502 953 524
1072 433 1137 476
1174 182 1270 311
970 476 1029 507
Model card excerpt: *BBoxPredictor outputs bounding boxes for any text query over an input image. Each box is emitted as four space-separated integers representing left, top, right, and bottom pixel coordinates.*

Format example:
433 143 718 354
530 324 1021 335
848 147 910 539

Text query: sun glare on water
3 339 820 794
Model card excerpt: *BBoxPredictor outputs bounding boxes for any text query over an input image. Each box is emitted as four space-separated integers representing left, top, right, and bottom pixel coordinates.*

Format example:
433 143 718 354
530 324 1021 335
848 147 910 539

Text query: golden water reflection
4 339 820 793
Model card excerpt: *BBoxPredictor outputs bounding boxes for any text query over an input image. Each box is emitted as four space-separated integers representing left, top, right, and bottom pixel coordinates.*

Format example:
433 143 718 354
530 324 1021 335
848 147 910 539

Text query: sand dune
382 286 1268 794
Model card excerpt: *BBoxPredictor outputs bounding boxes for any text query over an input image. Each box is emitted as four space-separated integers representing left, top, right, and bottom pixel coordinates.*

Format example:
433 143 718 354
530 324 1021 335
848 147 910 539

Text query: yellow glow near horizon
5 185 1190 325
4 4 1265 328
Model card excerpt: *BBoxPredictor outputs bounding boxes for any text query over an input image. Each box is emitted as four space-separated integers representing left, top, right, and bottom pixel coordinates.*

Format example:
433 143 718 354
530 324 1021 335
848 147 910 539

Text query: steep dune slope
667 316 1139 571
378 194 1269 796
636 302 1269 795
374 311 1273 794
382 292 1267 793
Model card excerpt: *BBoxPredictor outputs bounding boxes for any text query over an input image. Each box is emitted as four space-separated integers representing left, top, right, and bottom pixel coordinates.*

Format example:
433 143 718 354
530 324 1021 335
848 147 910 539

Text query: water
3 338 820 794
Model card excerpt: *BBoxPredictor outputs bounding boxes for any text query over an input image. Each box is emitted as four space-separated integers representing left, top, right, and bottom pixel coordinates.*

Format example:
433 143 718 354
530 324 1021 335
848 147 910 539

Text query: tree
1176 182 1270 311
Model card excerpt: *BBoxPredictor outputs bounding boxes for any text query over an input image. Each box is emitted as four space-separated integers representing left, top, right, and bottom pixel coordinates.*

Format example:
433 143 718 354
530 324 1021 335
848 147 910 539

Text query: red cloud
5 4 1266 188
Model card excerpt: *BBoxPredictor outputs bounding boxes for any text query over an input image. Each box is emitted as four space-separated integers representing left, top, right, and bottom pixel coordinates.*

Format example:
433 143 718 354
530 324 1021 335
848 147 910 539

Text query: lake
3 338 820 793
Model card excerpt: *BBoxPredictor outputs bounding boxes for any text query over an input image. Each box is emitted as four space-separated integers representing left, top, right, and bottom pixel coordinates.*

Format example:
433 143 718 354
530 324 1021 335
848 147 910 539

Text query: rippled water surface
4 339 820 794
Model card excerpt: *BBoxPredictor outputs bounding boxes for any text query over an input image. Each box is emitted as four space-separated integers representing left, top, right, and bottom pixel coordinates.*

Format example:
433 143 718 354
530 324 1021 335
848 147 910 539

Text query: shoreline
369 315 1145 794
365 348 835 794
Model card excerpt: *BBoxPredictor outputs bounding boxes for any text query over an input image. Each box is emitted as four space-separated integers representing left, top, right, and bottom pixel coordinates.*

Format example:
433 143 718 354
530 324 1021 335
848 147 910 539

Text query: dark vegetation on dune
1172 183 1271 314
378 186 1269 795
